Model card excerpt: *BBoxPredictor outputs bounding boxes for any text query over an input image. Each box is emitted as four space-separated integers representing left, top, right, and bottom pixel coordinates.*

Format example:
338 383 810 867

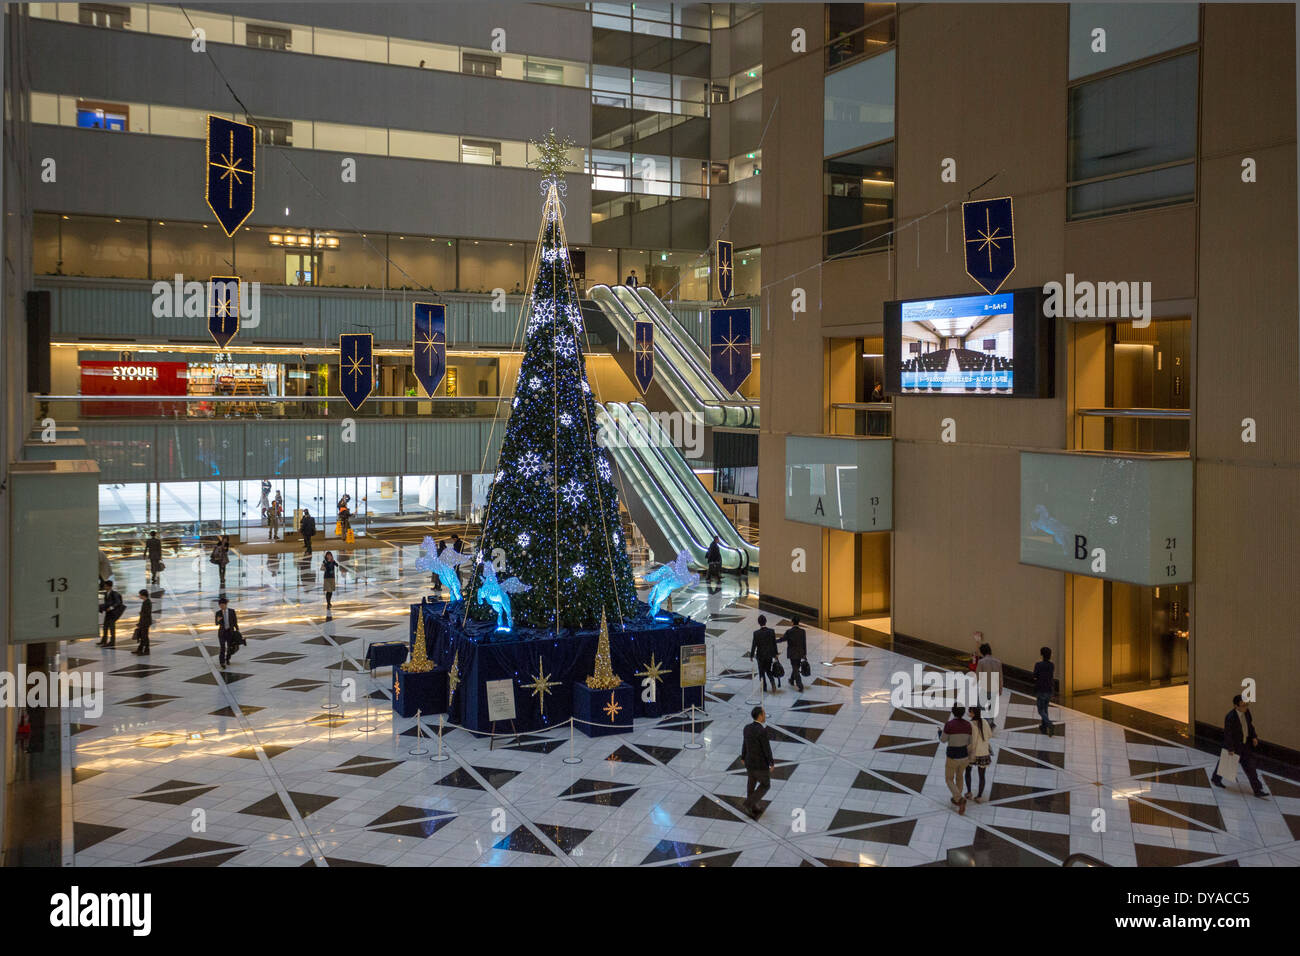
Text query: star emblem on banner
416 327 443 377
966 206 1012 273
634 652 672 687
344 345 368 390
717 330 745 375
603 691 622 722
523 656 560 717
209 131 249 207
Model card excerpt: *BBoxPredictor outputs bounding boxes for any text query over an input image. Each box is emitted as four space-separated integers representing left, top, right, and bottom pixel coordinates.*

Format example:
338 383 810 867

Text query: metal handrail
1076 407 1191 419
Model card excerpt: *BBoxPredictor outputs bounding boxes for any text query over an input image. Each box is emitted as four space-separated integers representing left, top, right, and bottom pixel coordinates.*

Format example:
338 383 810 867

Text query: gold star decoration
523 656 560 717
416 328 443 377
602 691 622 722
966 206 1011 273
528 129 578 180
446 649 461 703
634 652 672 687
716 330 746 374
344 345 368 390
209 130 249 207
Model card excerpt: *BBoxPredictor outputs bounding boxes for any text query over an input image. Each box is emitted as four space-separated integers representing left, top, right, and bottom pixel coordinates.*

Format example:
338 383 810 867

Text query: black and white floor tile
62 542 1300 867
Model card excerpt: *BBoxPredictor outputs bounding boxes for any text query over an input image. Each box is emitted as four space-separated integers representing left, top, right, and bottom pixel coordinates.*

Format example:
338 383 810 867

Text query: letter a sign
962 197 1015 294
206 116 256 236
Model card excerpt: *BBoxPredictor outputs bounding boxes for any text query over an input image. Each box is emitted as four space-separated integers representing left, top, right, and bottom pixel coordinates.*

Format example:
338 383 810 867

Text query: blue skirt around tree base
405 599 706 734
572 682 635 737
392 666 447 719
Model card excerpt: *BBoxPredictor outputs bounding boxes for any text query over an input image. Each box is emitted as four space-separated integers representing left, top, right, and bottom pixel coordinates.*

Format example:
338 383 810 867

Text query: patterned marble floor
62 541 1300 867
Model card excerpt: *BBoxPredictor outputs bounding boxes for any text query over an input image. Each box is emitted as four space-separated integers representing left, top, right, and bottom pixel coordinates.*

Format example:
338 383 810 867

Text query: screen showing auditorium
884 288 1053 398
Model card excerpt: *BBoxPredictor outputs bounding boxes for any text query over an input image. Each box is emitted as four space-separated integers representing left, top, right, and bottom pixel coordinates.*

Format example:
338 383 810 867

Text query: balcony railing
1075 407 1190 455
830 402 893 438
32 394 509 424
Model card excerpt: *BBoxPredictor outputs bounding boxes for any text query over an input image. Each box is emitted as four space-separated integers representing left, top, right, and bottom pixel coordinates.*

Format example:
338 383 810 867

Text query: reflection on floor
848 616 892 637
1102 685 1189 724
61 545 1300 867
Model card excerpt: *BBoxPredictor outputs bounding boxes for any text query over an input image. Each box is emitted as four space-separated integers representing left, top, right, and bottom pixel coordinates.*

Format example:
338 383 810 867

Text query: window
824 49 895 157
1069 3 1198 80
76 99 128 132
462 53 502 78
78 3 130 29
1067 52 1197 220
251 117 293 147
246 24 292 51
824 140 895 259
461 139 501 166
826 4 896 70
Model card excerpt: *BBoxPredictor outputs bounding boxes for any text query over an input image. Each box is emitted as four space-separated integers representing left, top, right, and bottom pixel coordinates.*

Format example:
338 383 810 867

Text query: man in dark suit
97 580 125 647
778 615 808 691
1211 695 1268 798
132 589 152 655
145 530 163 584
300 509 316 555
749 614 779 692
741 705 774 818
215 597 240 669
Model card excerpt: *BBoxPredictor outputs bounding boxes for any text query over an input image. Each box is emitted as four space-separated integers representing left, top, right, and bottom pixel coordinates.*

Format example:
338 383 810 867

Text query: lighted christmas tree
586 610 621 689
465 132 638 630
402 613 434 672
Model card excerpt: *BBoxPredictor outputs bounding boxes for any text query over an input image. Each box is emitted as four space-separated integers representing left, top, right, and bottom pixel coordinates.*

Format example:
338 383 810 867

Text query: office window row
33 213 729 301
35 3 590 89
32 92 584 172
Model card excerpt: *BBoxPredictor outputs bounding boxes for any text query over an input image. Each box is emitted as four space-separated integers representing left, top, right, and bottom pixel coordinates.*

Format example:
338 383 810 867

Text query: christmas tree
401 613 434 672
465 132 638 630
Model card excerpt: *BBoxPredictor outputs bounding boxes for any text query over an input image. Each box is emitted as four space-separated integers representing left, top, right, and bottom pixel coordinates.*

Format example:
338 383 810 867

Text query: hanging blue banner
716 239 734 303
206 115 256 236
633 319 654 393
710 307 752 393
962 196 1016 295
413 302 446 398
339 333 375 411
208 276 240 349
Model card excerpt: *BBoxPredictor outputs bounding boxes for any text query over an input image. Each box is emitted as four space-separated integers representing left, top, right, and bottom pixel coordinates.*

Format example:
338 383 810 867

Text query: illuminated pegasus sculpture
645 549 699 618
477 561 531 630
416 536 473 601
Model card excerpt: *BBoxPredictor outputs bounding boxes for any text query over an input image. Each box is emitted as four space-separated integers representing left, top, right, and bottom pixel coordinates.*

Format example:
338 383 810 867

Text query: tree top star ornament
530 128 578 194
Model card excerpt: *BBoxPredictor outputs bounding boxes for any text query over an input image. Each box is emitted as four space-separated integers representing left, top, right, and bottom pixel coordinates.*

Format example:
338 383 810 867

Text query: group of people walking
747 614 808 693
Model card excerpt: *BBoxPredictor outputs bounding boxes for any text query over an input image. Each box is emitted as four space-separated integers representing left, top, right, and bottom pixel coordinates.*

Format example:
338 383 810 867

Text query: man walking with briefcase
215 596 242 669
777 615 809 692
1211 695 1268 798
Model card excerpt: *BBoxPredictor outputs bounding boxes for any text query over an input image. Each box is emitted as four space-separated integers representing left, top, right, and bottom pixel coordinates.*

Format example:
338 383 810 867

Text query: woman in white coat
964 704 996 802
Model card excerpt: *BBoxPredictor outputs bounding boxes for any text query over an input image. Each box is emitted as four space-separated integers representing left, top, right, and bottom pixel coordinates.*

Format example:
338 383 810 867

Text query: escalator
597 402 759 571
588 284 758 427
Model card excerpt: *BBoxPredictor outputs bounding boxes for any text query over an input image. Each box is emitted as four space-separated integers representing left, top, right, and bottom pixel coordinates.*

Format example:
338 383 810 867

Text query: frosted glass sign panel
786 436 892 532
824 50 895 157
8 460 101 643
1020 451 1192 585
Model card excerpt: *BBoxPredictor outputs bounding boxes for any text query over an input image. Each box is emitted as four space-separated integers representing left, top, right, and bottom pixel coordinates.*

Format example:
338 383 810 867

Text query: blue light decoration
962 196 1016 295
710 306 753 393
412 303 446 397
464 178 639 630
205 115 255 236
477 561 531 630
633 319 655 393
416 535 471 601
716 238 734 302
338 333 374 411
644 550 700 619
208 275 240 349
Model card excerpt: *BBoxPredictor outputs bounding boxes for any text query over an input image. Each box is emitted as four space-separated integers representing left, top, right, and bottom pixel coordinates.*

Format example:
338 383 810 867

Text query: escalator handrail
619 286 731 402
633 287 745 401
607 285 729 404
588 286 702 417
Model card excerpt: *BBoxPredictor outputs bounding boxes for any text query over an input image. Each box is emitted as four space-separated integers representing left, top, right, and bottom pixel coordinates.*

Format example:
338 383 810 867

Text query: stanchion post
683 704 703 750
744 655 760 706
408 709 429 756
322 659 339 710
429 713 449 762
561 717 582 765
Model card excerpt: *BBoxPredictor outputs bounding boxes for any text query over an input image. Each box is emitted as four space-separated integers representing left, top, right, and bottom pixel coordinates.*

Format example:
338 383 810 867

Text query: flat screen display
884 287 1054 398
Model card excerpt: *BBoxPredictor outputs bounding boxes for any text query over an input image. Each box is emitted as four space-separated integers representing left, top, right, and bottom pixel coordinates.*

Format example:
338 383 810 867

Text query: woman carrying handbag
964 705 996 802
